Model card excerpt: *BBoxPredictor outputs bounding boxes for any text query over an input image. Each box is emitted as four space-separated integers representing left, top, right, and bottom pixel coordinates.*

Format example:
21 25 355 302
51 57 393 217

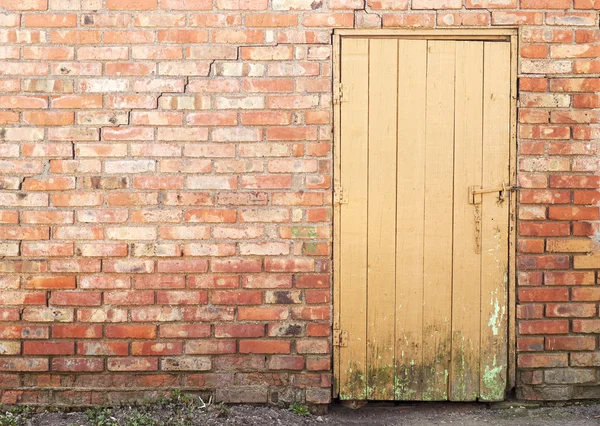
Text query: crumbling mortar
156 92 166 108
355 1 383 28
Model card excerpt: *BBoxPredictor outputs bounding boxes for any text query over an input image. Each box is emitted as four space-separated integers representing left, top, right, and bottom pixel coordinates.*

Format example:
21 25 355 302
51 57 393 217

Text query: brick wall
0 0 599 405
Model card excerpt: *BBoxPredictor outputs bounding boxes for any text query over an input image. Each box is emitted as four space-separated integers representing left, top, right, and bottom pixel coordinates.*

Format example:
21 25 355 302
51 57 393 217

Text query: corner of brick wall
0 0 599 406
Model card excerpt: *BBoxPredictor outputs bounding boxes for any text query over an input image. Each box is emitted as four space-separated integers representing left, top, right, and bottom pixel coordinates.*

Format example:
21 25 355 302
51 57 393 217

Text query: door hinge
333 83 346 104
333 330 348 347
333 187 348 205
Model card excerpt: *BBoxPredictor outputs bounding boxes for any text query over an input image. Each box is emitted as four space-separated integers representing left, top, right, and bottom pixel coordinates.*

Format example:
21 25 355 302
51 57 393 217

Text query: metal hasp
469 183 517 204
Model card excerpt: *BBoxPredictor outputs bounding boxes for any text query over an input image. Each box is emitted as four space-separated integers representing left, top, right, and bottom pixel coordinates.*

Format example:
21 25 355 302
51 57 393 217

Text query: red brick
186 340 236 355
162 0 212 9
292 306 330 321
107 0 157 9
50 30 101 44
106 325 156 339
519 320 569 334
521 0 571 7
239 340 290 354
52 358 104 372
25 276 76 290
131 342 182 356
52 95 102 109
0 325 48 339
23 341 74 355
519 272 542 287
156 291 208 305
307 324 331 337
573 320 600 333
0 0 47 10
546 336 596 351
551 175 600 188
546 303 597 317
550 206 599 220
518 354 568 368
212 291 262 305
24 14 77 27
572 288 600 301
519 222 570 237
107 358 158 372
160 324 210 338
77 342 129 356
518 337 545 352
519 288 569 302
518 255 569 270
545 271 595 285
238 307 288 321
52 325 102 339
104 30 156 44
104 291 154 306
130 307 182 322
268 355 304 370
518 239 545 253
307 357 331 371
157 259 208 273
215 324 265 338
0 358 48 372
212 260 262 273
306 290 330 304
521 44 549 58
551 78 600 93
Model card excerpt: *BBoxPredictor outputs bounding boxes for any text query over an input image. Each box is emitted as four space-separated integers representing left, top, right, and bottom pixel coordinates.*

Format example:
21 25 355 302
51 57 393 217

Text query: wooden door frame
332 28 519 399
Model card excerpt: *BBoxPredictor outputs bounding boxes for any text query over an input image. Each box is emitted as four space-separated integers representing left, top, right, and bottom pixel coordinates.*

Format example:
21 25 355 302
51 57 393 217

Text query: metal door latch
469 183 518 205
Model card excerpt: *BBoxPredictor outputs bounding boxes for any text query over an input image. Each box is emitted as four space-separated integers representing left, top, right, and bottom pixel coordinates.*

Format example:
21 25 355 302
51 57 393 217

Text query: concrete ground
4 400 600 425
327 401 600 425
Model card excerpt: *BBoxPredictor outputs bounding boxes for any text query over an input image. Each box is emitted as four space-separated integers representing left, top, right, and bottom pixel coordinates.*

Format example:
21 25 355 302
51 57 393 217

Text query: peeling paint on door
335 35 512 401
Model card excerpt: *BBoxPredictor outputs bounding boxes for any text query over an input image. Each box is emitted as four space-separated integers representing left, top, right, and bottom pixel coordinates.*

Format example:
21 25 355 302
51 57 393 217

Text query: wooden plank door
335 36 513 402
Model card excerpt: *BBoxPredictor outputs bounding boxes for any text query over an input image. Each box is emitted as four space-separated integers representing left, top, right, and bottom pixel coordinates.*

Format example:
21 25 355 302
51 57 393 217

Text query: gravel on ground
3 397 600 426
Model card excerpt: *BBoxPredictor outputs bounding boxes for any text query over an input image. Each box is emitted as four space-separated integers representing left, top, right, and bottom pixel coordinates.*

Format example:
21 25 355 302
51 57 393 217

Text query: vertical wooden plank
366 38 398 401
395 39 427 401
338 37 369 400
480 41 511 401
422 40 455 401
332 32 342 399
508 33 519 392
449 41 484 401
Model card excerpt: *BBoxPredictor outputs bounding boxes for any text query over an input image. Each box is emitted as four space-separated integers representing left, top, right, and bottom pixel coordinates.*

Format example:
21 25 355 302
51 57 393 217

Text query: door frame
332 28 519 399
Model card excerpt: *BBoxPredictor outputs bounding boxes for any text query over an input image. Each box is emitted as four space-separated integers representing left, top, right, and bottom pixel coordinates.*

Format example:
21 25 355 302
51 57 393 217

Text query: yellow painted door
336 37 512 402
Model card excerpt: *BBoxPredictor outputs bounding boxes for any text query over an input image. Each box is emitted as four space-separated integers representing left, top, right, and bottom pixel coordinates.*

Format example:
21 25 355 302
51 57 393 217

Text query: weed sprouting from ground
124 409 159 426
0 406 34 426
1 391 217 426
85 407 119 426
289 403 310 416
86 391 214 426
